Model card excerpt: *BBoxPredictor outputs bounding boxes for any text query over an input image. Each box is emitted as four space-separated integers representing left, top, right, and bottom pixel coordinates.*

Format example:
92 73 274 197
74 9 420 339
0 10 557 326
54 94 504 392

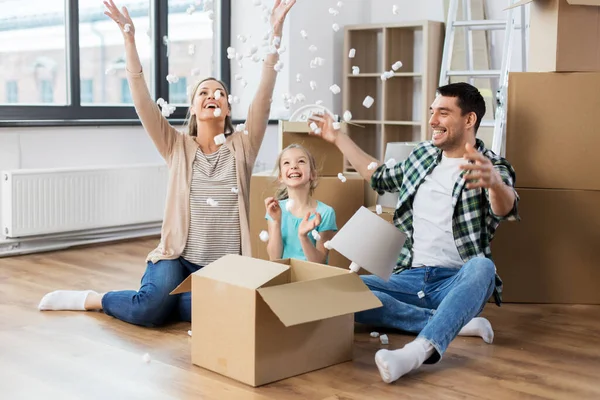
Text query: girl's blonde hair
183 77 235 137
273 144 319 200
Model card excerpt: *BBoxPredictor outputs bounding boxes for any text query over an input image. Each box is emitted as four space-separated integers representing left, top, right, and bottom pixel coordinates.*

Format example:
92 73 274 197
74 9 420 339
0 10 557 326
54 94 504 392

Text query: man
309 82 519 383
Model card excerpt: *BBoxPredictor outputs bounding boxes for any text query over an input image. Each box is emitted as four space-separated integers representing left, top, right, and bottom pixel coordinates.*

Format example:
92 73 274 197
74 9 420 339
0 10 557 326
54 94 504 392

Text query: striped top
181 145 241 266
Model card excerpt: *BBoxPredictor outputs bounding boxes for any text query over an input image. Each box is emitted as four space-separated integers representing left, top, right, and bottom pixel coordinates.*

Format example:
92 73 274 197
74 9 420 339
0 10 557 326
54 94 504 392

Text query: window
6 81 18 103
120 78 132 104
80 79 94 104
39 80 54 103
170 77 188 104
0 1 67 106
0 0 231 125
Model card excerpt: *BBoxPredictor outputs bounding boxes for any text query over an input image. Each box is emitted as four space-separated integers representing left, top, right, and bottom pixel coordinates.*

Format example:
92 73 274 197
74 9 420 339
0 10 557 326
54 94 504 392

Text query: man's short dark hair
436 82 486 133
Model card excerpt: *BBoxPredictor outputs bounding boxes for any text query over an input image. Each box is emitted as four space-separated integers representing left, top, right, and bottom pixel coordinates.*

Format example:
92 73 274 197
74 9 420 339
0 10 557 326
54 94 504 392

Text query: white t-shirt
411 154 468 268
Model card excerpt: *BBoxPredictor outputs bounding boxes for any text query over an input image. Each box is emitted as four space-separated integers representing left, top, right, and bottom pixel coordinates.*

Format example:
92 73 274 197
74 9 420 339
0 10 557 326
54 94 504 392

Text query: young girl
264 144 337 264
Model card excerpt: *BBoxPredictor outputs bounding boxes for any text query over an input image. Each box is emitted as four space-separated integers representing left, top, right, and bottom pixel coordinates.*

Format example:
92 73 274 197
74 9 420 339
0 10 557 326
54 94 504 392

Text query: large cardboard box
250 171 365 268
171 255 382 387
279 121 345 176
506 72 600 191
509 0 600 72
492 188 600 304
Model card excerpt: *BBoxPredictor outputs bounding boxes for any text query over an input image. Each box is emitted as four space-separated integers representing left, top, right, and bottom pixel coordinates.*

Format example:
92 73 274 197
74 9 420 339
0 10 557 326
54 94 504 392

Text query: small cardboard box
171 255 382 387
250 171 365 268
505 72 600 191
491 188 600 304
279 121 345 176
508 0 600 72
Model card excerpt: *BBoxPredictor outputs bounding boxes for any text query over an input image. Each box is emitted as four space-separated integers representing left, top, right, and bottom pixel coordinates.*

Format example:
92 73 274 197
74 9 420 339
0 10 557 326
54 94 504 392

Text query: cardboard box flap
170 275 192 295
505 0 600 8
198 255 289 289
257 273 382 327
566 0 600 5
170 255 289 295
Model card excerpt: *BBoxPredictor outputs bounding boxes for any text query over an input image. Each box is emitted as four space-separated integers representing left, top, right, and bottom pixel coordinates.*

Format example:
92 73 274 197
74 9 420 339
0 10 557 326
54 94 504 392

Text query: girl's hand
104 0 135 40
270 0 296 36
298 212 321 237
264 197 282 223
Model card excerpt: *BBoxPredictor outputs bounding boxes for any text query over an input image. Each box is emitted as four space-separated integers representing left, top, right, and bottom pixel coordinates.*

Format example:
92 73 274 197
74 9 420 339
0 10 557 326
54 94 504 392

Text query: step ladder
439 0 528 156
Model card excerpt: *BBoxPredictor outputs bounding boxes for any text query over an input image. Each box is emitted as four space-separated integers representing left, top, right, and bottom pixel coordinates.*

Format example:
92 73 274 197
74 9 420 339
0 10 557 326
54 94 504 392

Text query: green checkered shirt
371 139 519 306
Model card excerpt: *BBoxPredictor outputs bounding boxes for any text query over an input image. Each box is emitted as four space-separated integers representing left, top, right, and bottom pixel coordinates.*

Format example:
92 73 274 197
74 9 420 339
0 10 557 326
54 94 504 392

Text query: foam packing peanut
213 134 226 146
259 230 269 242
285 199 295 211
392 61 403 71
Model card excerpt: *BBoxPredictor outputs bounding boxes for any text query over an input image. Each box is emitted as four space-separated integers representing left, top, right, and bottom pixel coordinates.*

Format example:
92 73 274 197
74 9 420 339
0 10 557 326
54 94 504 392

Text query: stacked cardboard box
495 1 600 304
492 73 600 301
508 0 600 72
250 121 365 269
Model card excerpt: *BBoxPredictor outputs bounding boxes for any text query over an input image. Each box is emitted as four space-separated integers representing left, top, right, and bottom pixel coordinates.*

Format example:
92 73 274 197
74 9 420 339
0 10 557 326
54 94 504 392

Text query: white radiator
1 164 168 238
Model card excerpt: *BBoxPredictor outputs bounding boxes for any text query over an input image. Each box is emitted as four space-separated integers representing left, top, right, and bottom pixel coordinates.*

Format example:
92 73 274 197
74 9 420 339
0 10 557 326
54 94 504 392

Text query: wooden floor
1 238 599 399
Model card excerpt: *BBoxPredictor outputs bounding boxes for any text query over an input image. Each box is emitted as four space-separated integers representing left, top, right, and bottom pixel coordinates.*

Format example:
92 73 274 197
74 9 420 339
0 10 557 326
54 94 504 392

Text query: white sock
374 338 435 383
38 290 97 311
458 317 494 344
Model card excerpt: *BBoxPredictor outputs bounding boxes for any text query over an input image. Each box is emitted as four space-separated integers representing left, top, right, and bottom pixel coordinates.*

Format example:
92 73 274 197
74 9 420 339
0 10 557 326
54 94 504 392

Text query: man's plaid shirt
371 138 519 306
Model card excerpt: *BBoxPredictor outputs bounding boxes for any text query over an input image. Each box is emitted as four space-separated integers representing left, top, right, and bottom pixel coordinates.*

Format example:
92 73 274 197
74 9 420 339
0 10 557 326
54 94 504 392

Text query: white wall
369 0 444 23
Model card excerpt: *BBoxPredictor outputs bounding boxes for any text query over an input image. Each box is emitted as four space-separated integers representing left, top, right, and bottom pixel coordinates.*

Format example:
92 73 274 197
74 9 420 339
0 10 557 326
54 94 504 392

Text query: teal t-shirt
265 199 337 263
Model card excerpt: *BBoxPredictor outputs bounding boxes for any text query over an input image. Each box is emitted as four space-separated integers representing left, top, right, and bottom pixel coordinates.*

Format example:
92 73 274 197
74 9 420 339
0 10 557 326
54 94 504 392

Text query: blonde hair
183 77 235 137
273 144 319 200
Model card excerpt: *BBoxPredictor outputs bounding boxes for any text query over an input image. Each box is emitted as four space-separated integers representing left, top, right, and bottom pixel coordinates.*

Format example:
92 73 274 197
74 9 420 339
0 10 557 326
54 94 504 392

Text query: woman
38 0 296 327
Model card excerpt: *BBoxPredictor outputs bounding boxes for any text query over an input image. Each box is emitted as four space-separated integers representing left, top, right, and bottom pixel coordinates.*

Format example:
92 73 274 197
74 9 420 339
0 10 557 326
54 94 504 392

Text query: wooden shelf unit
342 21 444 170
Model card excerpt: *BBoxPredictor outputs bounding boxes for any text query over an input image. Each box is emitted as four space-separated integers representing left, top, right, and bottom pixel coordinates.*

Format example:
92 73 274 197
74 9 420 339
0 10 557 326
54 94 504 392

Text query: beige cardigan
126 54 279 263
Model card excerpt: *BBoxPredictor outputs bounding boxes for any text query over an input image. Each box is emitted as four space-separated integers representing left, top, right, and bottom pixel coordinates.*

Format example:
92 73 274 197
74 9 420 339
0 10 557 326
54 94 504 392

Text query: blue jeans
102 257 202 327
355 257 496 363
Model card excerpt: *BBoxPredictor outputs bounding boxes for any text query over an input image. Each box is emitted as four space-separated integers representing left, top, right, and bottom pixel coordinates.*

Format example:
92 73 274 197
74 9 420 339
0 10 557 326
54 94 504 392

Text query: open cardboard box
171 255 382 387
507 0 600 71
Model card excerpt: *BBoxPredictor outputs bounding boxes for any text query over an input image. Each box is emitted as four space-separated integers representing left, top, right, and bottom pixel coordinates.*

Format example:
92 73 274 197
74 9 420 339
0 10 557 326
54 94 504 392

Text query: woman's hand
104 0 135 41
270 0 296 36
264 197 282 223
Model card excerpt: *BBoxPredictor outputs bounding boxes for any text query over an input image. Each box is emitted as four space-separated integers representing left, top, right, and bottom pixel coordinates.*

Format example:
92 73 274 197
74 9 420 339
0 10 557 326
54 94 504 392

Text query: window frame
0 0 231 127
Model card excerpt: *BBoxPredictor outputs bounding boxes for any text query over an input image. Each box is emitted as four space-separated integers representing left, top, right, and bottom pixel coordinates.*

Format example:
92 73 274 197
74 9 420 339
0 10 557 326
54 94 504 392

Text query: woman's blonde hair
183 77 235 137
273 144 319 200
